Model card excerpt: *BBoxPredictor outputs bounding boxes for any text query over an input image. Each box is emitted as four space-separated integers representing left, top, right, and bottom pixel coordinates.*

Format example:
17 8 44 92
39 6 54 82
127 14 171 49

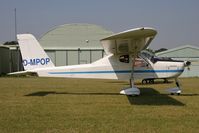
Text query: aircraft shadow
24 91 120 97
127 87 185 106
24 88 188 106
106 81 173 85
176 93 199 96
135 81 173 85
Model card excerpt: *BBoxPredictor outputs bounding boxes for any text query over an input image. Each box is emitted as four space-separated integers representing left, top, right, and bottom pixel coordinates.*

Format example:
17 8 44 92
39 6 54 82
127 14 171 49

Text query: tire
142 79 146 84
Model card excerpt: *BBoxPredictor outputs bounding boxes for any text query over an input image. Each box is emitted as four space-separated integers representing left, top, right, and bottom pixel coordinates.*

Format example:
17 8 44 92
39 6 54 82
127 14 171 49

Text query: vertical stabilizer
17 34 55 70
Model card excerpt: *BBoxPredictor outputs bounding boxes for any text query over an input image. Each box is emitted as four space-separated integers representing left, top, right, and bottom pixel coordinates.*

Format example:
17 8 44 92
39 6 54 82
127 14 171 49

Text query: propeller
184 60 199 70
184 61 191 67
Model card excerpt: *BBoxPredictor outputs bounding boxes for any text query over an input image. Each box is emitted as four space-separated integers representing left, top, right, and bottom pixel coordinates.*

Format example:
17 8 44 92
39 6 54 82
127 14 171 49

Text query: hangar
0 23 113 75
0 45 23 75
39 23 113 66
156 45 199 77
0 45 10 75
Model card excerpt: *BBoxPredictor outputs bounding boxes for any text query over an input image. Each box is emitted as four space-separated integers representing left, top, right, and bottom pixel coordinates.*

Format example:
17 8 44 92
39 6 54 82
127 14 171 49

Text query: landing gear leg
175 78 182 95
166 78 182 95
120 43 140 96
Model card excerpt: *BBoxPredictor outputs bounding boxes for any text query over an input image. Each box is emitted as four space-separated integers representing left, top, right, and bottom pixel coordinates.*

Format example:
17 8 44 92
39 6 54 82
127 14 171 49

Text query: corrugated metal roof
156 45 199 58
0 45 9 49
39 23 113 50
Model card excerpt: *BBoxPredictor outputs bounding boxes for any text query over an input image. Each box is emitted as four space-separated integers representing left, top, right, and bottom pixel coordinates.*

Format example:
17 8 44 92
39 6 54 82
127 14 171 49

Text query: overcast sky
0 0 199 49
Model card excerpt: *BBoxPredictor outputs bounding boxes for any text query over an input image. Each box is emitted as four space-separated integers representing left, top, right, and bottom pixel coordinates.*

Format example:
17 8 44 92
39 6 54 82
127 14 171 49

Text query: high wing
100 27 157 55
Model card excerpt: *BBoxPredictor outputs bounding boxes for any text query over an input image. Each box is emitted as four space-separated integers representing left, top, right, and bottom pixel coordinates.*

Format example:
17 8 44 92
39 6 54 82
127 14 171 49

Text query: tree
3 41 18 45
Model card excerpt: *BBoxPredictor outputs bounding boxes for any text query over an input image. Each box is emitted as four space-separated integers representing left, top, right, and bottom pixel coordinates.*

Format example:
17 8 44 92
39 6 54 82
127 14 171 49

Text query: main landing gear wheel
120 87 140 96
120 79 140 96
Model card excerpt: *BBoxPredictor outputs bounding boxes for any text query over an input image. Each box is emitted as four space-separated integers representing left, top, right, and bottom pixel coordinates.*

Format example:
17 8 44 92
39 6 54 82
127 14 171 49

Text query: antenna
14 8 17 41
14 8 20 71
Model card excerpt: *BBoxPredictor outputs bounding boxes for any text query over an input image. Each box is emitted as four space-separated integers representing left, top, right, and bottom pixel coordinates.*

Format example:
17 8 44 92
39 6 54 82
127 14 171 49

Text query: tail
17 34 55 70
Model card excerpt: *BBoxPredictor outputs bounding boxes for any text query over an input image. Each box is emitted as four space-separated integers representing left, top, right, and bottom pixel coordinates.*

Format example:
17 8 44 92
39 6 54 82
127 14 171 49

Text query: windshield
140 50 155 61
140 50 180 63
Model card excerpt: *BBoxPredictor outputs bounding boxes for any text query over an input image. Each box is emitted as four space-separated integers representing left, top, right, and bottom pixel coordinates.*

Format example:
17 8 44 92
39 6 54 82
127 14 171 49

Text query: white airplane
11 27 190 96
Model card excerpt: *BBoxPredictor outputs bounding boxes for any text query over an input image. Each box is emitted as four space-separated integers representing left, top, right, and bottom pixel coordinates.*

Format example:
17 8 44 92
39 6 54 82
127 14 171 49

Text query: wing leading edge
100 27 157 55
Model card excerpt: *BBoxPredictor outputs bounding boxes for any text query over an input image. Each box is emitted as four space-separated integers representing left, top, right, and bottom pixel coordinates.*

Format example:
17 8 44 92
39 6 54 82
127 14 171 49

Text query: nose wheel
166 78 182 95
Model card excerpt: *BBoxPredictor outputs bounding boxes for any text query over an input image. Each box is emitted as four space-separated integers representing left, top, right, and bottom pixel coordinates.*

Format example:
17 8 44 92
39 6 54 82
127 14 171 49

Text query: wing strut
120 40 140 96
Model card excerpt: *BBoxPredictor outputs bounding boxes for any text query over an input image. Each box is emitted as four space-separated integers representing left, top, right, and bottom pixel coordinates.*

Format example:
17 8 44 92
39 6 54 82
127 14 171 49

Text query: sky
0 0 199 49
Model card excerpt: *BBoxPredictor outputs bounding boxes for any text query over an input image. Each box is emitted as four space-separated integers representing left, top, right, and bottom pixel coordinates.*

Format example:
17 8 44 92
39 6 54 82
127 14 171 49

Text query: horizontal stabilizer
7 71 37 76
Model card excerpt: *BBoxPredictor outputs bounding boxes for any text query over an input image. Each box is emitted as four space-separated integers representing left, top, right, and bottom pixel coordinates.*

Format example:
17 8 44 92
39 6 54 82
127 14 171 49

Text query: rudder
17 34 55 70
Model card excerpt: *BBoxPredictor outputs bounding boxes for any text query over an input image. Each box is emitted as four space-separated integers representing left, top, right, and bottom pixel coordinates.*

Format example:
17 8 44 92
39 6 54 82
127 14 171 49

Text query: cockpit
140 50 183 63
119 50 181 65
139 50 154 62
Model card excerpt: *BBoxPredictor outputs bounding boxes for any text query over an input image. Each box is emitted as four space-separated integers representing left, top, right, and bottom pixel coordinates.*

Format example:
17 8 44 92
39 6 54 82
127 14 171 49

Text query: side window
135 58 149 67
119 55 129 63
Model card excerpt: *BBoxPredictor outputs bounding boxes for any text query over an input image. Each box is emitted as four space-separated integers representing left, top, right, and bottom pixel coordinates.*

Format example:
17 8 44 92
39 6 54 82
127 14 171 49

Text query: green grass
0 77 199 133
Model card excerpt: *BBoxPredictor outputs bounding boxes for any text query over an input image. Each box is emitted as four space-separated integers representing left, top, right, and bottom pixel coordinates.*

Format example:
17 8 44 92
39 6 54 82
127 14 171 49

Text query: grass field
0 77 199 133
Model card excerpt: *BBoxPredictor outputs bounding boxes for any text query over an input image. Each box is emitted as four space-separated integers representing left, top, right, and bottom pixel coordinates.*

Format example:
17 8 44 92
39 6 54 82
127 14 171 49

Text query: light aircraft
11 27 191 96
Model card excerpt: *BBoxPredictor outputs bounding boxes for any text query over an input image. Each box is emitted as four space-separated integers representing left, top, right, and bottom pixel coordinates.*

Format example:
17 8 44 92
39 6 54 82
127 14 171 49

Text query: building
156 45 199 77
0 23 113 75
39 23 113 66
0 45 23 75
0 45 10 75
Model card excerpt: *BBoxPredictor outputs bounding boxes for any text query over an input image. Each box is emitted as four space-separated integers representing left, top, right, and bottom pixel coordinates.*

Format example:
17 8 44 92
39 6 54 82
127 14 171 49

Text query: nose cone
184 61 191 67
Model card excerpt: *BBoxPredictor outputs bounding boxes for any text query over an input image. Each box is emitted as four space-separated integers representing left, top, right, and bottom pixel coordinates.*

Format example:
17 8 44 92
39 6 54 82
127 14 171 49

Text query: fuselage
31 54 185 80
